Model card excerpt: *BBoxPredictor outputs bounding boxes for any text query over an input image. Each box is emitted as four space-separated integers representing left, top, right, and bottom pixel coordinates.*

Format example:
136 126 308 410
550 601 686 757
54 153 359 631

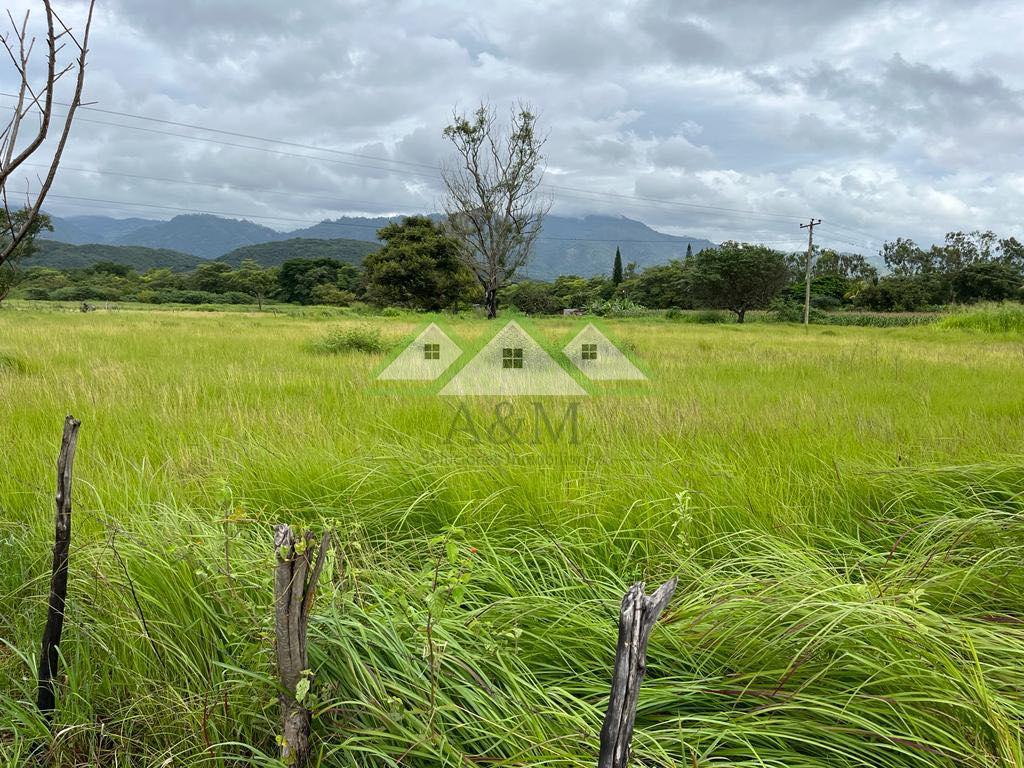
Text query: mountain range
39 212 716 279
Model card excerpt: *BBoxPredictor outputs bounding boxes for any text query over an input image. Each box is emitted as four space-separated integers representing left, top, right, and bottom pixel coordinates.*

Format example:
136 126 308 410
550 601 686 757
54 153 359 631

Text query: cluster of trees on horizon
3 102 1022 321
4 212 1024 321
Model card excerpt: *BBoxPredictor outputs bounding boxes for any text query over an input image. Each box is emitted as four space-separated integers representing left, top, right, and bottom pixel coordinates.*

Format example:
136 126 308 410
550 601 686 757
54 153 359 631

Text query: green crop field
2 301 1024 767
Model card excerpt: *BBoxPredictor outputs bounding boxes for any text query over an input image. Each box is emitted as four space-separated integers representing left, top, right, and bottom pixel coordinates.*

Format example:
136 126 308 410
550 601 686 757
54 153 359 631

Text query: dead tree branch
36 414 80 719
598 577 677 768
274 525 330 767
441 101 550 318
0 0 95 267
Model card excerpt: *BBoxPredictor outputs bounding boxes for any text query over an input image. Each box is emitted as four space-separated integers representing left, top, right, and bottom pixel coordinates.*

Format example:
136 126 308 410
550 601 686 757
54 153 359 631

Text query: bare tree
441 102 549 319
0 0 94 268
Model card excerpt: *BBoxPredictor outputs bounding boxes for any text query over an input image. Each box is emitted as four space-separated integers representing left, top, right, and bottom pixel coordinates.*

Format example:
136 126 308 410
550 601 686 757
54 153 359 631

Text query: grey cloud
0 0 1019 251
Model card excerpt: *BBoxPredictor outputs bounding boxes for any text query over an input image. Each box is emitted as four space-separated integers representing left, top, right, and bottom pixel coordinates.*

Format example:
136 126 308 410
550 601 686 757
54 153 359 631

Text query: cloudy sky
4 0 1024 253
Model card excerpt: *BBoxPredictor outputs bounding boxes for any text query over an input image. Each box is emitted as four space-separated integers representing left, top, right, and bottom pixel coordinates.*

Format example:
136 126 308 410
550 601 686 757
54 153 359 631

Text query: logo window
502 347 524 369
423 343 440 360
581 343 598 361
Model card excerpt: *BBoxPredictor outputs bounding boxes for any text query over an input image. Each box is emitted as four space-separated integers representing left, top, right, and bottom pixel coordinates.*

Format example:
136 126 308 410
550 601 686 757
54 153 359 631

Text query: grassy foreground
1 302 1024 767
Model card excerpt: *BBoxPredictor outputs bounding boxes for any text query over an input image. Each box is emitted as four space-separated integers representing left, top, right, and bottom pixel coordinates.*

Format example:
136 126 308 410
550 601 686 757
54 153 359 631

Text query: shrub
50 285 123 302
380 307 401 317
219 291 255 305
311 325 390 354
137 289 224 305
310 284 356 306
586 297 648 317
19 287 51 300
692 309 732 324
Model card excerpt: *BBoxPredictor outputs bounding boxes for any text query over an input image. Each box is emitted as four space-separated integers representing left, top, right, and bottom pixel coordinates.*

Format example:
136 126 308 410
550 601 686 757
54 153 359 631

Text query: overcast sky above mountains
4 0 1024 255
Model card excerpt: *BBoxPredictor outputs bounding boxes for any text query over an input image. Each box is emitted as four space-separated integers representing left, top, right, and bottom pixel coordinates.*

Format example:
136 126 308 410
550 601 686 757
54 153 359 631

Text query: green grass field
2 301 1024 766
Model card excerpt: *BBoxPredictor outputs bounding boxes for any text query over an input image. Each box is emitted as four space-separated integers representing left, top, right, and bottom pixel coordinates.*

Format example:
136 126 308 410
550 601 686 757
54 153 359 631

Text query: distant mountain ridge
41 212 716 278
33 240 207 272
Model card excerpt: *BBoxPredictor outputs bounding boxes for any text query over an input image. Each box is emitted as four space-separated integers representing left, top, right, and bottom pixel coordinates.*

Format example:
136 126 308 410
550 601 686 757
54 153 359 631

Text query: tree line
7 214 1022 320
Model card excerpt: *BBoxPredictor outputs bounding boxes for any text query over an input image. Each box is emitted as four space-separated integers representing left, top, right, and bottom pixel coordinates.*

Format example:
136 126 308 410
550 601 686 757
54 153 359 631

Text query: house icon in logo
563 323 647 381
439 320 587 397
377 322 462 381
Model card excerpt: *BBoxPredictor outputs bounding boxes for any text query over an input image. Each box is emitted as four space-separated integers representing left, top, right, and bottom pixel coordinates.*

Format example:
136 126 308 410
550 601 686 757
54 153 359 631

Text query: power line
0 91 441 172
2 101 890 248
23 162 424 212
4 100 875 233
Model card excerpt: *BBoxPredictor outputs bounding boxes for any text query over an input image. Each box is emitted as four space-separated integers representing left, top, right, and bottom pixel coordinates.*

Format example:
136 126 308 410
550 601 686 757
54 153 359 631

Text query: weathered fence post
36 415 81 719
273 525 330 767
597 577 677 768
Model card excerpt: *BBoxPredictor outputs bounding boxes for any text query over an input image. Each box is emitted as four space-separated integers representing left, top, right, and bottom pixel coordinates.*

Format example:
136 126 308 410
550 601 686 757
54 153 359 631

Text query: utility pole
800 218 821 325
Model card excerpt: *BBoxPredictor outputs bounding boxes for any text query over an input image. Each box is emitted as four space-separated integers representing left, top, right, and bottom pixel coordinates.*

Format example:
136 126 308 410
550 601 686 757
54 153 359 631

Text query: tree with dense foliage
276 258 360 305
0 209 52 304
502 280 563 314
612 247 623 285
685 243 692 259
361 216 474 310
623 260 692 309
187 261 234 294
869 231 1024 309
689 241 789 322
441 102 549 318
881 238 933 276
231 259 277 309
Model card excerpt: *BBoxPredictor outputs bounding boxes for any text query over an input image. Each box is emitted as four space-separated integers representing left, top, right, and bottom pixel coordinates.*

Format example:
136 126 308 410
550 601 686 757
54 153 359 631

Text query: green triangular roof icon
439 320 587 396
378 323 461 381
563 323 647 381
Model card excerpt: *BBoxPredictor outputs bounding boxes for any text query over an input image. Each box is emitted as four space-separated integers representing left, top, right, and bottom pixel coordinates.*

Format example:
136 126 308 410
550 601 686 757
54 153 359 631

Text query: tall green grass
1 305 1023 766
937 303 1024 334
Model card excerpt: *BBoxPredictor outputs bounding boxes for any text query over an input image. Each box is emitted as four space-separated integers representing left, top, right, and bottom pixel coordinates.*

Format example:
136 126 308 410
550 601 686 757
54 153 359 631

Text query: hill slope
30 240 206 272
526 215 714 279
287 213 713 279
38 212 715 277
42 215 160 245
113 214 285 258
219 237 380 267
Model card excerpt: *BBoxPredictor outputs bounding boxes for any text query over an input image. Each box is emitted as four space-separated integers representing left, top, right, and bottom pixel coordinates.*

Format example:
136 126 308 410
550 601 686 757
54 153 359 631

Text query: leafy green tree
813 249 878 282
624 260 692 309
854 275 939 312
502 280 562 314
881 238 934 276
951 260 1023 303
231 259 277 309
689 241 789 323
612 247 623 285
998 237 1024 269
277 258 361 305
361 216 474 310
187 262 234 294
552 274 612 308
0 209 52 305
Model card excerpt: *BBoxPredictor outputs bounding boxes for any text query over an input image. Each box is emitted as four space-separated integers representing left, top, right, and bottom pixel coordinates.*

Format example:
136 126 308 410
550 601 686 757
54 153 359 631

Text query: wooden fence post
36 415 81 719
597 577 677 768
274 524 330 767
